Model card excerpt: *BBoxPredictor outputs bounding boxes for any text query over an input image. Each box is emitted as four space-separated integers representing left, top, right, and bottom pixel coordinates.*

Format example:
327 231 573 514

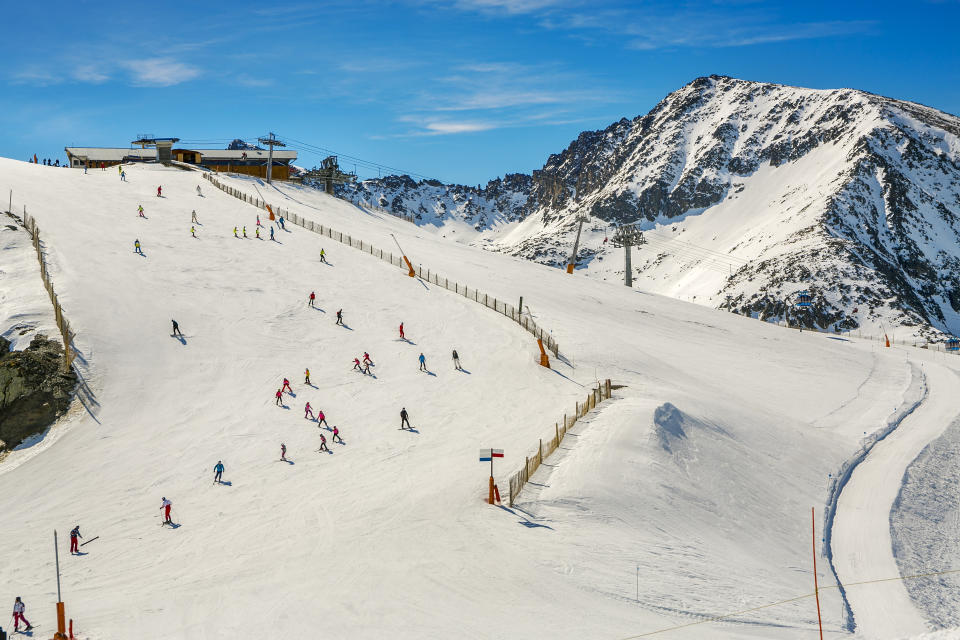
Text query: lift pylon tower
610 223 645 287
257 132 286 184
303 156 357 194
566 215 589 274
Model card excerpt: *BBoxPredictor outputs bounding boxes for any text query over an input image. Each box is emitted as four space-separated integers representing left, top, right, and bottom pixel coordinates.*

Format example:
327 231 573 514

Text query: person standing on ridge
419 353 427 372
452 349 462 370
160 497 173 524
275 388 283 406
400 407 411 430
304 368 311 385
172 320 183 338
12 597 32 632
304 402 314 420
336 309 343 326
308 292 316 308
213 461 224 484
70 525 83 554
399 323 405 340
282 378 293 394
157 185 162 197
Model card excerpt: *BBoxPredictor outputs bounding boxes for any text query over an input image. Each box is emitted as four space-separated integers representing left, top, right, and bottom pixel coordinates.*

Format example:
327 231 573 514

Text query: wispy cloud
72 64 111 84
235 74 274 88
122 58 202 86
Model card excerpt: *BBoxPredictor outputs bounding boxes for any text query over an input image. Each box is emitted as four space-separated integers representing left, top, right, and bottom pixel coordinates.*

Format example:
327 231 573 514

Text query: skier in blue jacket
214 461 225 484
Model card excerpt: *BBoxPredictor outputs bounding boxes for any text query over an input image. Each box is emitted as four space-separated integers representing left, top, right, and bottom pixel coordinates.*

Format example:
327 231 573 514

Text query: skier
191 210 199 224
134 239 143 255
120 169 126 181
270 226 275 241
118 164 123 175
191 226 196 238
363 352 372 365
282 378 293 394
280 442 287 461
336 309 343 326
256 215 262 227
196 185 202 196
12 597 32 632
318 433 329 452
320 248 327 263
362 359 371 375
400 407 411 430
317 409 328 428
419 353 427 371
275 388 283 406
69 525 82 554
332 426 343 444
172 320 183 337
278 215 285 230
305 402 314 420
308 292 316 308
160 497 173 524
234 226 238 238
399 322 405 340
243 226 247 238
452 349 461 370
137 204 145 217
213 460 224 484
352 357 362 372
157 186 162 197
256 227 260 239
304 368 311 385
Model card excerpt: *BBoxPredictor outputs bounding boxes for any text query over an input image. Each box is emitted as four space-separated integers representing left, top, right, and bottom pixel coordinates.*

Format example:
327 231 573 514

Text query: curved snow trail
832 361 960 638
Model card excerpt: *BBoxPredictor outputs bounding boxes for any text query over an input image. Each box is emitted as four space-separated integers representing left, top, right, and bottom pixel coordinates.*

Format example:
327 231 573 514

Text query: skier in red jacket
304 402 314 420
157 185 162 197
282 378 293 394
399 322 405 339
275 389 283 406
308 292 316 308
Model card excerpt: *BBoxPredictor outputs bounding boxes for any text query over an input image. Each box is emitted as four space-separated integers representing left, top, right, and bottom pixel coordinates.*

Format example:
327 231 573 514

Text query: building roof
64 148 157 161
64 147 298 162
192 149 298 161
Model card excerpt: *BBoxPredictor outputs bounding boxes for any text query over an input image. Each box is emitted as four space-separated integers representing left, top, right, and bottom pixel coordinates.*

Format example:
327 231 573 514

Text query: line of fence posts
20 208 76 372
508 379 612 507
202 174 561 357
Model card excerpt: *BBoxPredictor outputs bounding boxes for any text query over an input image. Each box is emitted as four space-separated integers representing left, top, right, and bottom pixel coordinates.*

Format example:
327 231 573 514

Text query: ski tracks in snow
832 361 960 638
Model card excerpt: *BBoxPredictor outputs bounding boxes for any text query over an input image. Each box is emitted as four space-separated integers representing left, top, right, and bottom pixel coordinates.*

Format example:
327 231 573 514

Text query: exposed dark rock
0 334 76 450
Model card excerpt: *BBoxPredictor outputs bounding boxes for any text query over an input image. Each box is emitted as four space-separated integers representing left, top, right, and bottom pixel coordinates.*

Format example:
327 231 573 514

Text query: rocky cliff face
339 76 960 338
0 334 76 450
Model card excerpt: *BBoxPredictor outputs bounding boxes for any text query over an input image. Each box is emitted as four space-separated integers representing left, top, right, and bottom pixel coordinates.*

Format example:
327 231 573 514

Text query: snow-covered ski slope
2 160 960 639
0 210 57 350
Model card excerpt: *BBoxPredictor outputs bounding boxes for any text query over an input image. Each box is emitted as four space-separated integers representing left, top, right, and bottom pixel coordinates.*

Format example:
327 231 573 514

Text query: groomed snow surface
1 160 960 639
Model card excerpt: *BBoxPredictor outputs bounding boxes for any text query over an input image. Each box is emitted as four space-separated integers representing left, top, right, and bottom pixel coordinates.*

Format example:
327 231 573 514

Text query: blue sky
2 0 958 184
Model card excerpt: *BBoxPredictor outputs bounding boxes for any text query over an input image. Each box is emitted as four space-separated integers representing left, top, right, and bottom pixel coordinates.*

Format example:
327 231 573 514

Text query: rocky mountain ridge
339 75 960 338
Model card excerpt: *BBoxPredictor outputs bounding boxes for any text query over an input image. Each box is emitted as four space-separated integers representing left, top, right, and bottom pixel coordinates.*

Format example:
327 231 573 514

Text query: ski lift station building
64 137 298 180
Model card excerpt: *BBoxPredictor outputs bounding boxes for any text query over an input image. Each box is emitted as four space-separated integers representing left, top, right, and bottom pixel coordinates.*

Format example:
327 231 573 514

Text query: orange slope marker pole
391 234 417 278
812 507 824 640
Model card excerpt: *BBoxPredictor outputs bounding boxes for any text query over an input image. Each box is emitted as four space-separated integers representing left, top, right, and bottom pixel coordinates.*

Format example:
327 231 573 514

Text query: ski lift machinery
609 223 646 287
947 337 960 352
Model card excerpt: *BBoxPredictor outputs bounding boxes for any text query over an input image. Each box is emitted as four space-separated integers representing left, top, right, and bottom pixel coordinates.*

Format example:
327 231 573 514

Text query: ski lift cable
643 230 750 263
638 235 745 270
275 134 437 181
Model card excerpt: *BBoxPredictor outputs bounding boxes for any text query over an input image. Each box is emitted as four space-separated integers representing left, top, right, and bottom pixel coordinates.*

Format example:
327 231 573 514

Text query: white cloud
72 64 110 84
424 121 497 134
122 58 202 87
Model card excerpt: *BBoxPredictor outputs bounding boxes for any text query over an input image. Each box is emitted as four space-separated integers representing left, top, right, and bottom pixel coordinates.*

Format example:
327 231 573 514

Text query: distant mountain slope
340 75 960 338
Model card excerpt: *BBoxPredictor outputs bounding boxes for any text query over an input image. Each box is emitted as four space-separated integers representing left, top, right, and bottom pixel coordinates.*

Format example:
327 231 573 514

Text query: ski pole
79 536 99 547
